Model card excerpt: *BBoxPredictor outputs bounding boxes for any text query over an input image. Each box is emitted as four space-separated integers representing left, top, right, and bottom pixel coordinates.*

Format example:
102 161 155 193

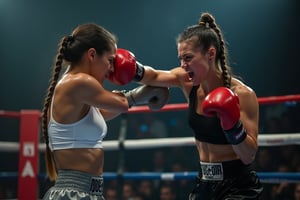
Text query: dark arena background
1 0 300 199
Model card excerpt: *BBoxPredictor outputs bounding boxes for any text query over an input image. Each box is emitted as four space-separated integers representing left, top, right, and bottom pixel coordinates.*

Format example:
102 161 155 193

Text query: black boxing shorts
189 159 263 200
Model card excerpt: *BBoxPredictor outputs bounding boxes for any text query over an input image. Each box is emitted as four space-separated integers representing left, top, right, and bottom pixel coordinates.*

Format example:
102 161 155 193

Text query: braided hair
41 23 116 180
177 12 232 88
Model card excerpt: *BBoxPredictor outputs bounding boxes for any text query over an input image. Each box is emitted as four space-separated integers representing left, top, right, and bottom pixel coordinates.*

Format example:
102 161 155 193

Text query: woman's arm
141 66 189 88
232 85 259 164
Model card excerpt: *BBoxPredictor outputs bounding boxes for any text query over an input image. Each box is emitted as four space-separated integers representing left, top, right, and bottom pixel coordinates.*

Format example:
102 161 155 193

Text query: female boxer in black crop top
132 12 263 199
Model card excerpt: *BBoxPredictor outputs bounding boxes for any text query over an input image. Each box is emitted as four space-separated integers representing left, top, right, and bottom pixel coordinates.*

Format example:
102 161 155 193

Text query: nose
181 61 187 69
109 64 114 72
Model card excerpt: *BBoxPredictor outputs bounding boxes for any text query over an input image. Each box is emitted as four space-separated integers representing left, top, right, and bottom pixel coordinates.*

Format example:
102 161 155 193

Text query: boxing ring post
17 110 40 200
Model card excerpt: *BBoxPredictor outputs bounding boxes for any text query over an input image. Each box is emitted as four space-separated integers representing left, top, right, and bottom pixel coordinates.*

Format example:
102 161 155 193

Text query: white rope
0 133 300 152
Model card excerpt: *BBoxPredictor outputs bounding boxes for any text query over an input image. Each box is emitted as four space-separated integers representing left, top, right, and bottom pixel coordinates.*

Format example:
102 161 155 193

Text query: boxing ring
1 94 300 199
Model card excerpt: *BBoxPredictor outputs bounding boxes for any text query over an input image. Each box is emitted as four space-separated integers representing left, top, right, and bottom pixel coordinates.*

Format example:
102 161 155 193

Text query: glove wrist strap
122 91 135 108
224 121 247 145
134 62 145 82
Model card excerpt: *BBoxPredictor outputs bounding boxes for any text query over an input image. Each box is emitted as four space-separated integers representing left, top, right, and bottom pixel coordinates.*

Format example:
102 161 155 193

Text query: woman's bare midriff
53 148 104 175
195 140 239 162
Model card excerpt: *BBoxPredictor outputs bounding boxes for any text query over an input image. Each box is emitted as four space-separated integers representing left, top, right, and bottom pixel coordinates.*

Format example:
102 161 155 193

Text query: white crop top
48 103 107 151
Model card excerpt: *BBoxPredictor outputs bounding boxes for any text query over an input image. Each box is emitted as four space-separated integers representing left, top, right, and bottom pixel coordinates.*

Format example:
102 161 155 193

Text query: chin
191 79 200 86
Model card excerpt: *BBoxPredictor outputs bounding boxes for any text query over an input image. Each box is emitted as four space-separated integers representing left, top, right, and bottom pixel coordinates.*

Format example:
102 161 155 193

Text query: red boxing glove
201 87 240 130
108 48 145 85
202 87 247 144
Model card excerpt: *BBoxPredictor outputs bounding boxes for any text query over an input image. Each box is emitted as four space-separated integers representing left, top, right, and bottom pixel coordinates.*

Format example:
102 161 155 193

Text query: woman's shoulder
231 79 257 103
231 78 257 99
58 73 99 91
54 73 104 107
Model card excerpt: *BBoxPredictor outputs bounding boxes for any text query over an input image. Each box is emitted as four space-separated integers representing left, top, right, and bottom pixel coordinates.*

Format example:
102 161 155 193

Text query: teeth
187 71 194 81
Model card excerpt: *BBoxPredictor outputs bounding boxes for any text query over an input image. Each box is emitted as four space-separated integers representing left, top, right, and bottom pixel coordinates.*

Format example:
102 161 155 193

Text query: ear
87 48 97 61
208 47 216 61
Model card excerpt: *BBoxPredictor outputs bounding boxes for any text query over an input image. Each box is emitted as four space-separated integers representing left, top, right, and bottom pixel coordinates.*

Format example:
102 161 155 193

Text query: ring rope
0 133 299 152
1 94 299 116
0 172 299 183
128 94 300 113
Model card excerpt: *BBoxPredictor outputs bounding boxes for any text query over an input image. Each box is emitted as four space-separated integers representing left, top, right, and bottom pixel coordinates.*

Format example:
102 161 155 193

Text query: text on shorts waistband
200 161 224 181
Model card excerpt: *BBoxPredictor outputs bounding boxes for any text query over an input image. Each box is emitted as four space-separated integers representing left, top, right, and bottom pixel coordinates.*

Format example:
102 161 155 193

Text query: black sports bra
188 85 229 144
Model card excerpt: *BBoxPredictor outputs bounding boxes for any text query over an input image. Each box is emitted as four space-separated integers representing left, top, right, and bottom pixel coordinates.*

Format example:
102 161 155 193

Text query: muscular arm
51 73 129 124
140 66 182 86
232 85 259 164
71 73 129 121
140 66 192 99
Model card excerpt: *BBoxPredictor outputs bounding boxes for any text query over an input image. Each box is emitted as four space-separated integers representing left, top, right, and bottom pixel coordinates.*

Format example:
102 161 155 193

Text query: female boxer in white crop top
41 23 169 200
41 24 129 200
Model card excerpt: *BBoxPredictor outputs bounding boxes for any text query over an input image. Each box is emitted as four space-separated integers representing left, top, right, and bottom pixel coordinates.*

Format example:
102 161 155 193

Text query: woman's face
102 51 115 79
177 40 210 86
92 45 116 81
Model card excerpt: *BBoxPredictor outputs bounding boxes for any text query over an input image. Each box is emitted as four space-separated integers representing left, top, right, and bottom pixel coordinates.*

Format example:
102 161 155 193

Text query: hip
42 170 105 200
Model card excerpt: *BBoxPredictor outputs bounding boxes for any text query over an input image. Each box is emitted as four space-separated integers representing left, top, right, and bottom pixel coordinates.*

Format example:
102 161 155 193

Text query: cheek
103 60 111 69
192 59 206 73
193 63 210 83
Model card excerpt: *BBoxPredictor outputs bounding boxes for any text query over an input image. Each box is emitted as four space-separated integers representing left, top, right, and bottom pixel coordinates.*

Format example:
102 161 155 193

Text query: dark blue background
1 0 299 111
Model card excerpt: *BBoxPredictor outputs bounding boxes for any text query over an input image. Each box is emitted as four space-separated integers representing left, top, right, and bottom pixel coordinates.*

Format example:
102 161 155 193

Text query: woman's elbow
240 149 257 165
241 155 255 165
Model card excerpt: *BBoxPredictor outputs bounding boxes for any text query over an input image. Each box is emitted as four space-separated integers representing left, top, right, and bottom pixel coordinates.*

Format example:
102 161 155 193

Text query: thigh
189 177 224 200
189 171 263 200
224 171 263 200
43 187 105 200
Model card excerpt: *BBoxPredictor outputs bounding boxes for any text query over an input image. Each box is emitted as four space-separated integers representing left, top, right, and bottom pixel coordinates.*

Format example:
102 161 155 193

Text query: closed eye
179 54 193 63
183 55 193 62
108 57 114 65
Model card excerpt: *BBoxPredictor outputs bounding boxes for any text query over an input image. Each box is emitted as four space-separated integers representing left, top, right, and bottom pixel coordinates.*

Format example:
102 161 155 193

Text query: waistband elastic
199 159 252 180
54 170 103 195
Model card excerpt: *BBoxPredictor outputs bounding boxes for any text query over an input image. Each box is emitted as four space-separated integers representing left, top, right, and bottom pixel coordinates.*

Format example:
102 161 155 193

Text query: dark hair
177 12 232 88
41 23 116 180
